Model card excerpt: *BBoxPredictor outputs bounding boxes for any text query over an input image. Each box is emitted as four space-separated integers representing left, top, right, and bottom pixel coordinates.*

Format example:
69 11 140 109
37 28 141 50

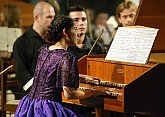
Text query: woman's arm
63 86 104 100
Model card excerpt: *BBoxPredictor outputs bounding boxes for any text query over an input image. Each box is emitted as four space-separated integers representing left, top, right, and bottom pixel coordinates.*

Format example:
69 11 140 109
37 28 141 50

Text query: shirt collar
83 35 93 49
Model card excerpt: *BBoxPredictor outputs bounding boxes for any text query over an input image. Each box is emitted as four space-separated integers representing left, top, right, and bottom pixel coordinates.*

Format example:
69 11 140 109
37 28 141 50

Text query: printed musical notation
106 26 159 64
0 27 22 52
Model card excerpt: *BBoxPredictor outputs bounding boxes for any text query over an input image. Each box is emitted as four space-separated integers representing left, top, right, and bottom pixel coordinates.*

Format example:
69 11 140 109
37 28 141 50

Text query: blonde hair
116 1 137 19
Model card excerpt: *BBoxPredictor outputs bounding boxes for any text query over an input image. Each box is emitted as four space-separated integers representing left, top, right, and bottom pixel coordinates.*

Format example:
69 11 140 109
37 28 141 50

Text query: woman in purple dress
14 16 103 117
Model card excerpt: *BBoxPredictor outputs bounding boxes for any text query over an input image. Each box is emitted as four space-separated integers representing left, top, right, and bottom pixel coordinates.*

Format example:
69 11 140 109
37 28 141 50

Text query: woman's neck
49 38 67 50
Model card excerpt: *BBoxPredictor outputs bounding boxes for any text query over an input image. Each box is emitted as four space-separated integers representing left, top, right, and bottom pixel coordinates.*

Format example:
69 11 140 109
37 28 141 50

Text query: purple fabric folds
14 95 82 117
14 45 82 117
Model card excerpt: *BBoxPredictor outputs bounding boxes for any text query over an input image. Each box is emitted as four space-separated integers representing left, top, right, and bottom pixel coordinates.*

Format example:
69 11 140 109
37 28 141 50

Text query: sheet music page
23 77 34 91
7 28 22 52
105 27 159 64
0 27 8 51
0 27 22 52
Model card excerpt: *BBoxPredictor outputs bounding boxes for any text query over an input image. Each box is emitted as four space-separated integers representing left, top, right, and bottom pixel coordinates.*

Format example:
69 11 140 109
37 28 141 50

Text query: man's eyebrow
73 18 79 19
82 17 87 19
122 15 127 17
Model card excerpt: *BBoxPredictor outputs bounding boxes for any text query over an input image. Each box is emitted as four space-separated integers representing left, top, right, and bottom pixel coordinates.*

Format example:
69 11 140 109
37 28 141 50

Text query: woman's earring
66 36 70 41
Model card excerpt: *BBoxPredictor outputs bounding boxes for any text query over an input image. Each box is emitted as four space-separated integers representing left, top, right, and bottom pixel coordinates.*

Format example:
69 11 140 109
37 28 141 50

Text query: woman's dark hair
44 15 74 44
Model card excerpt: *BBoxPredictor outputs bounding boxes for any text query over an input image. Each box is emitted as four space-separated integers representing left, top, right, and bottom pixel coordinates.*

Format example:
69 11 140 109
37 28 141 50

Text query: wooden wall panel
135 0 165 52
1 0 34 27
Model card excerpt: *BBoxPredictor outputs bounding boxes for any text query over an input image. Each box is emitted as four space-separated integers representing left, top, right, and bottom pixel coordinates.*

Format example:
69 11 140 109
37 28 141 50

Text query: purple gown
14 45 82 117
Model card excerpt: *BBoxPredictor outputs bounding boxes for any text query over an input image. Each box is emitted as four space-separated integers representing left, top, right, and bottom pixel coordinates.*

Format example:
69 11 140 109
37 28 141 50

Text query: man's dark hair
64 5 86 16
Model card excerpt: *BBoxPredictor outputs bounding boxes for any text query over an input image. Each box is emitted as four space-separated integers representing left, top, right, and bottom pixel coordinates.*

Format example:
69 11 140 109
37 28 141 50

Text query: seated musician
116 1 137 27
109 1 138 48
65 5 106 60
64 5 106 116
15 15 106 117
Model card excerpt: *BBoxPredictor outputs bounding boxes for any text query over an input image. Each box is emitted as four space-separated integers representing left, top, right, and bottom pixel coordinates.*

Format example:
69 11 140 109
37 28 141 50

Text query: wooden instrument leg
95 108 110 117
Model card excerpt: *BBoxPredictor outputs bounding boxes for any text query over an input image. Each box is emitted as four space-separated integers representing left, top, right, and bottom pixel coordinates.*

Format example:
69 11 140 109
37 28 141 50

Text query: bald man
13 1 55 98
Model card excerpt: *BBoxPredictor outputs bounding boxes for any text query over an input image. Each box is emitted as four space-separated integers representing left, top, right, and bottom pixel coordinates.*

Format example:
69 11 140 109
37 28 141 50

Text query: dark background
23 0 124 16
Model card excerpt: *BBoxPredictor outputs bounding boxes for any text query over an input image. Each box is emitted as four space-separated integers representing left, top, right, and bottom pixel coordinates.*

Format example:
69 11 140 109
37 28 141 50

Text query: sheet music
105 27 159 64
0 27 8 51
23 77 34 91
0 27 22 52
